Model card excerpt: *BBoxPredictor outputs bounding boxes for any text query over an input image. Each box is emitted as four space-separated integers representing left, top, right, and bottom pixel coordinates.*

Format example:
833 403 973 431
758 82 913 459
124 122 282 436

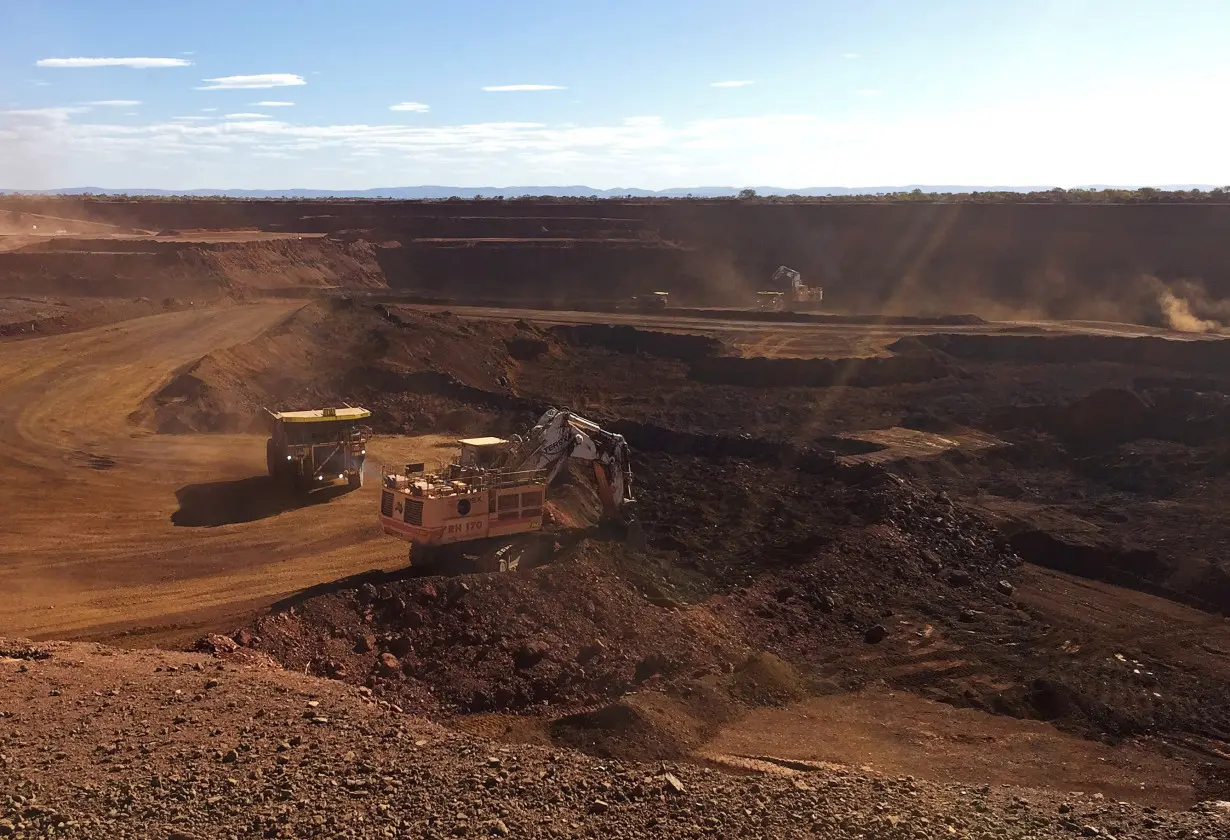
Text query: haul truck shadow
171 475 353 527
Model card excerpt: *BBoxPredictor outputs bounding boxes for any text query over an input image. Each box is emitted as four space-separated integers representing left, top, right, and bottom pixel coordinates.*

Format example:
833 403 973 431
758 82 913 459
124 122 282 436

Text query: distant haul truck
265 406 372 493
632 291 670 311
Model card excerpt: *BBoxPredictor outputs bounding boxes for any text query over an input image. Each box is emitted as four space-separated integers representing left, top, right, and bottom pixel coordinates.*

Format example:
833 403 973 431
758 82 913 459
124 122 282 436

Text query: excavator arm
511 408 635 518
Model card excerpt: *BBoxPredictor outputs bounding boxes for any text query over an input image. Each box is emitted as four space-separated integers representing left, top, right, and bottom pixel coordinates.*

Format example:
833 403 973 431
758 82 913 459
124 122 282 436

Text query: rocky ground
6 298 1230 837
3 640 1227 839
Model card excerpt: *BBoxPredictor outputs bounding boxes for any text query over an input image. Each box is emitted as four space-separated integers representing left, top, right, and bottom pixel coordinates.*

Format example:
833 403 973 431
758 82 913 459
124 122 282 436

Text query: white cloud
7 81 1228 192
225 113 271 119
87 100 142 107
201 108 218 112
842 52 860 59
171 116 211 121
856 89 882 96
28 79 52 87
482 84 566 92
390 102 430 112
253 101 295 107
196 73 305 90
2 106 91 118
36 57 192 69
710 80 754 88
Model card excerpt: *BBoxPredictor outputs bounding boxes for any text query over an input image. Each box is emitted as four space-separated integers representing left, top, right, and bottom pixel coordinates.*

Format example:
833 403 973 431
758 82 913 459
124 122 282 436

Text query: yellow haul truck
266 406 372 494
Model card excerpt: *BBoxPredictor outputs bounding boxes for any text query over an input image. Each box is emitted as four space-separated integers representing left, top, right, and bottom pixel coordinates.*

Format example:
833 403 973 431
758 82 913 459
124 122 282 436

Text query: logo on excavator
543 432 581 456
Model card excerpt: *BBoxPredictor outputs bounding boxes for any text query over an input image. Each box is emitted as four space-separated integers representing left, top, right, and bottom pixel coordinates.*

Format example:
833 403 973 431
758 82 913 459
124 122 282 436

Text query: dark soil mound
249 453 1019 723
1066 388 1152 444
549 694 704 760
550 323 720 361
687 354 951 388
728 652 806 706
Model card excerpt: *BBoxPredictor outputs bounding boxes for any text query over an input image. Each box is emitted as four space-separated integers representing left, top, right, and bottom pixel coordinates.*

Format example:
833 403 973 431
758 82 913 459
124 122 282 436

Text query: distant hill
0 184 1221 199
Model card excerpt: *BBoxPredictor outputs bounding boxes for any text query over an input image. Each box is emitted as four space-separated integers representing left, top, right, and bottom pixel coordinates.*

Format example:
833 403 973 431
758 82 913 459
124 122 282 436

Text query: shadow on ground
266 526 605 613
171 475 353 527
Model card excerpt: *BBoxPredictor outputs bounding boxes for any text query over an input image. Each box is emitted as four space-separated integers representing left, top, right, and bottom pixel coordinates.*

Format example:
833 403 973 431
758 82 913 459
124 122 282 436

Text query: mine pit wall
0 237 387 299
378 240 694 302
909 333 1230 373
11 198 1230 317
337 215 653 239
0 251 211 298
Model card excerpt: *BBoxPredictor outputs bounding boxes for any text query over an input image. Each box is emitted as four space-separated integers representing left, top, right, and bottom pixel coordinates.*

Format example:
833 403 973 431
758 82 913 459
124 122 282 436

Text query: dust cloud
1157 287 1221 333
1142 277 1230 334
866 267 1230 333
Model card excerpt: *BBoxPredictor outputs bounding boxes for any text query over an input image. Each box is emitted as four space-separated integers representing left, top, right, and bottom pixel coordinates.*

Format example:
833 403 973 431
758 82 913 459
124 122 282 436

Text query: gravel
3 640 1227 839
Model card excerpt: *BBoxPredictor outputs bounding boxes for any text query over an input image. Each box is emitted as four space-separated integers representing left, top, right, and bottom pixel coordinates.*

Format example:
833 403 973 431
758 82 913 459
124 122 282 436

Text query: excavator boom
508 408 634 515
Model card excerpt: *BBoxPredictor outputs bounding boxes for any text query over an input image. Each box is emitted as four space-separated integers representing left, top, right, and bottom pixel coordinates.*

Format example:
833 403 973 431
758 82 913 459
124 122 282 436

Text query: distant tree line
3 186 1230 204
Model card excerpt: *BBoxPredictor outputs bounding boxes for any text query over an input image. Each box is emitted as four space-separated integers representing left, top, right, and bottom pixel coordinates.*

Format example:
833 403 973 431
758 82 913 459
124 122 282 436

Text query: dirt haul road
397 303 1217 358
0 304 440 642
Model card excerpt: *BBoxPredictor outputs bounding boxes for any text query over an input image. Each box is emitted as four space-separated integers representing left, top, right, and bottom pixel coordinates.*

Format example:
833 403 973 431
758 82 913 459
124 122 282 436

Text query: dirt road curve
0 304 437 642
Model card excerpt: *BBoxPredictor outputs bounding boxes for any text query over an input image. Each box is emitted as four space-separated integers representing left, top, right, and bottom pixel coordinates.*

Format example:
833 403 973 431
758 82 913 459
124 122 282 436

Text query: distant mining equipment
631 290 670 311
757 265 823 312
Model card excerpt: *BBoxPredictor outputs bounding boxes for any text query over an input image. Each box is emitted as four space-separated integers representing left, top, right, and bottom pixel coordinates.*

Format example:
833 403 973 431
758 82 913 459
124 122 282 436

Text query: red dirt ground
3 200 1230 823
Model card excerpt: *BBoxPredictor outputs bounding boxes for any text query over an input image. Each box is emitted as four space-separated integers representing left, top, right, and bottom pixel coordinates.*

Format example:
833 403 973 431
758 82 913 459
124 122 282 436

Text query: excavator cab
456 437 512 470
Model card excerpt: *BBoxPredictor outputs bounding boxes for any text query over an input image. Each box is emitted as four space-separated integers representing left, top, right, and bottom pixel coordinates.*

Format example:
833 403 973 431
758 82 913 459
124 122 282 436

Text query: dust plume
1141 276 1230 334
1156 287 1221 333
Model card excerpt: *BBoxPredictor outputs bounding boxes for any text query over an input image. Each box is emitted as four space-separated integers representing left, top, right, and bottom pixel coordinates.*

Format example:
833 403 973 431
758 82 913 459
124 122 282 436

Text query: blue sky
2 0 1228 189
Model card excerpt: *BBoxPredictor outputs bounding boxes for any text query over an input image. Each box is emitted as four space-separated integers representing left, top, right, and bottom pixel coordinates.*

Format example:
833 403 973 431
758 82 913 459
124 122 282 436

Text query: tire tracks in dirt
0 304 443 642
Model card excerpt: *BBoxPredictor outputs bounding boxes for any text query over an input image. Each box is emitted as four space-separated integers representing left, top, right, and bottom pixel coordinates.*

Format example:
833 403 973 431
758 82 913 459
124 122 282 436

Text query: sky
2 0 1229 190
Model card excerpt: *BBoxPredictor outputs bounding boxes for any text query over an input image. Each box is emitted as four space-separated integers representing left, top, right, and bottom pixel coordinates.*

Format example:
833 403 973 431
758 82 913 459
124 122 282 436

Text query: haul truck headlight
338 474 344 479
361 449 366 455
286 455 292 461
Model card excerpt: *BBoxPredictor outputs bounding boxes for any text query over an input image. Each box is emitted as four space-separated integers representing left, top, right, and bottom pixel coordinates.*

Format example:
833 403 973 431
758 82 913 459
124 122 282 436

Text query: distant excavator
377 408 637 571
757 265 824 312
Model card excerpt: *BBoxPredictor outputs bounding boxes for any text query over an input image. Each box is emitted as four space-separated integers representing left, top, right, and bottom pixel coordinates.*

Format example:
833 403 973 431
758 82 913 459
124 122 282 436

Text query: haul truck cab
265 406 372 494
